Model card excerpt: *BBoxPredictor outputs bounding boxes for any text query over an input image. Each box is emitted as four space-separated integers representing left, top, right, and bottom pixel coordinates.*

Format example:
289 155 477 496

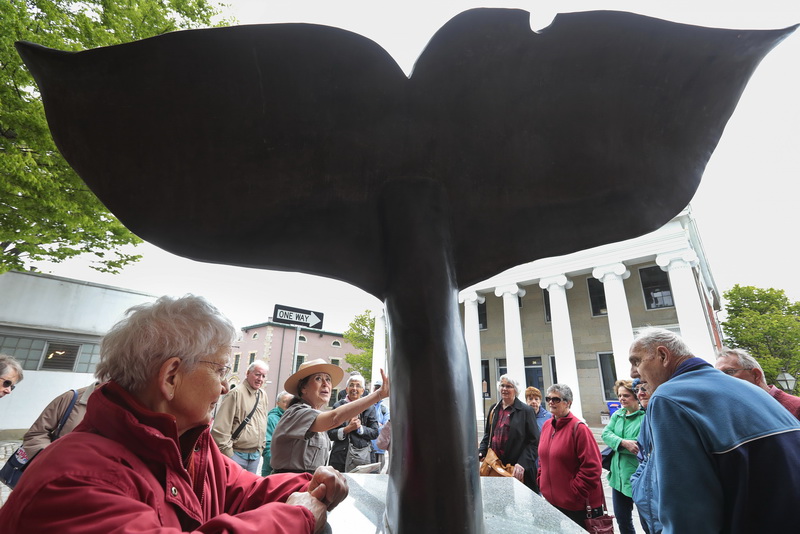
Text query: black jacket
327 399 379 471
479 398 540 491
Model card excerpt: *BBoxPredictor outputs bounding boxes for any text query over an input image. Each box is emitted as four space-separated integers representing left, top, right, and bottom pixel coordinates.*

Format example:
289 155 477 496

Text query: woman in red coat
0 295 348 534
537 383 604 530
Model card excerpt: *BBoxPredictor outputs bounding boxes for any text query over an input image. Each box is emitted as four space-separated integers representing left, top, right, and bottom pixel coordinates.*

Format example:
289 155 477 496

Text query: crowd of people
2 296 800 533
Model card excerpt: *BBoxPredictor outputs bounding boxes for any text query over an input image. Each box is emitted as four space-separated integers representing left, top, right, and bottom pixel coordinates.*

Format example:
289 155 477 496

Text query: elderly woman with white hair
537 383 604 529
0 295 347 534
0 354 23 398
478 374 539 492
327 373 379 472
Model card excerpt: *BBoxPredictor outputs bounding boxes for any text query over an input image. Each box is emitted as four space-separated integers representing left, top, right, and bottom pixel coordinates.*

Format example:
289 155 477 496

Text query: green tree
722 285 800 392
343 310 375 379
1 0 230 274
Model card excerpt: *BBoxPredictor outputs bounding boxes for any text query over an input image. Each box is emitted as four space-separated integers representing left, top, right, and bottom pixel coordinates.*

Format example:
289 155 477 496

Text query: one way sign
273 304 324 329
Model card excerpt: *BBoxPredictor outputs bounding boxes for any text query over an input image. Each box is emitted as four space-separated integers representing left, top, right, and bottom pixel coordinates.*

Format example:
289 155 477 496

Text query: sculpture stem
381 177 484 534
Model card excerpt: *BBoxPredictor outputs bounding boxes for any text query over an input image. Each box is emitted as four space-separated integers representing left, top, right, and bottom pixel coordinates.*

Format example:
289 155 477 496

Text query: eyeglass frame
545 396 563 404
720 368 750 376
198 360 232 379
2 379 16 391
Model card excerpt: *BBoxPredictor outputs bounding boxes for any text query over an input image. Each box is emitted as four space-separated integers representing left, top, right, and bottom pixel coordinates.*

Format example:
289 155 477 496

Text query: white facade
459 206 722 425
0 271 157 434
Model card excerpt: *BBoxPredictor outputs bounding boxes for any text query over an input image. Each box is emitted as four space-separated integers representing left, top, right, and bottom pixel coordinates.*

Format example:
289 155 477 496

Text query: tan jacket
211 382 268 457
22 384 97 458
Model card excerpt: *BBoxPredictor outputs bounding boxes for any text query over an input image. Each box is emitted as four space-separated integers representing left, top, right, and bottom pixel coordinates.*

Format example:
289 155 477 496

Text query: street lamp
776 371 797 392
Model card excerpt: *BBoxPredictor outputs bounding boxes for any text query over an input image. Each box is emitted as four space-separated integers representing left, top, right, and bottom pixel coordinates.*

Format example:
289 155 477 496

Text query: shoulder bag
345 411 373 472
584 502 615 534
231 389 261 441
1 389 79 489
479 404 514 477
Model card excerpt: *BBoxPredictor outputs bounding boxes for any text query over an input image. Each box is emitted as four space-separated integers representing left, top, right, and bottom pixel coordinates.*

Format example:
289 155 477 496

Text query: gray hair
497 374 521 396
346 374 366 388
0 354 24 383
96 295 236 393
717 346 764 374
276 390 292 403
632 327 694 358
546 383 574 403
247 360 268 373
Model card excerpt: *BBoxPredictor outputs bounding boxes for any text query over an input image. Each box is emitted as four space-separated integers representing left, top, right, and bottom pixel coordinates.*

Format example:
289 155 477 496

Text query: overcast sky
29 1 800 331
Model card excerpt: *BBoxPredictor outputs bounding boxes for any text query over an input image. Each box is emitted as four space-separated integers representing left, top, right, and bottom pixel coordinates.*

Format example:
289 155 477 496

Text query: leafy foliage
0 0 230 274
722 285 800 392
343 310 375 379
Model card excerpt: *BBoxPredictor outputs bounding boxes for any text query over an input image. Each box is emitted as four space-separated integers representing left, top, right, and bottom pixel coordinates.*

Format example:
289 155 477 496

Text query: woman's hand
513 463 525 482
377 368 390 400
306 466 349 511
620 439 639 456
287 491 327 534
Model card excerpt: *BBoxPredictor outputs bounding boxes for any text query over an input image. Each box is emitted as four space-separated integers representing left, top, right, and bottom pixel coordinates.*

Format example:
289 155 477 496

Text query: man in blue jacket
628 327 800 534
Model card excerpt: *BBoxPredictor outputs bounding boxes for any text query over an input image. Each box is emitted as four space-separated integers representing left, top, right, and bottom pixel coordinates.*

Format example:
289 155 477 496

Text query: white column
539 275 583 419
656 250 715 361
370 307 387 385
494 284 527 399
460 291 485 424
592 263 634 380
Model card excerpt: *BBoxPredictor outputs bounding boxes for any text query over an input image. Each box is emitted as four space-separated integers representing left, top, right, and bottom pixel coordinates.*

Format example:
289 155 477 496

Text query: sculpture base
325 474 585 533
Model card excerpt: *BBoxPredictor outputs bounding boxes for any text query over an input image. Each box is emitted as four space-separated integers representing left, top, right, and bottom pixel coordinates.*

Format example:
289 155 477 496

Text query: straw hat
284 358 344 396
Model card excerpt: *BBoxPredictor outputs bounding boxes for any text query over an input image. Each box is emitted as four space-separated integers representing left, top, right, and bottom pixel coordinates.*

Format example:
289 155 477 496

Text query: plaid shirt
490 403 512 458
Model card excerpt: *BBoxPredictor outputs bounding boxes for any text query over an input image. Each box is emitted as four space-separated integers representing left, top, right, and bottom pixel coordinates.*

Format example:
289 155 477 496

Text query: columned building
459 207 722 426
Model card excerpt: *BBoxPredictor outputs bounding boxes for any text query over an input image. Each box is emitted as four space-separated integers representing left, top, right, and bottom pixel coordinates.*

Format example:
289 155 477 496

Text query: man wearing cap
370 380 390 472
212 360 269 473
271 359 389 474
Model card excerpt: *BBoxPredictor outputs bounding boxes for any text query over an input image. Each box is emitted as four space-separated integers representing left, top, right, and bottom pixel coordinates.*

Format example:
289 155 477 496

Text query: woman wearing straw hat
271 359 389 473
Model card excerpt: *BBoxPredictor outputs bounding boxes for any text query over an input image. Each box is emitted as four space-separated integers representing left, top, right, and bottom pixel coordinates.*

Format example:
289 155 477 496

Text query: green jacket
261 405 285 475
602 407 645 497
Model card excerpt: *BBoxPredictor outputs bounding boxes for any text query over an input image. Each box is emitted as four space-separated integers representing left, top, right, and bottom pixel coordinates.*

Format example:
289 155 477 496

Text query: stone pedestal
326 474 585 534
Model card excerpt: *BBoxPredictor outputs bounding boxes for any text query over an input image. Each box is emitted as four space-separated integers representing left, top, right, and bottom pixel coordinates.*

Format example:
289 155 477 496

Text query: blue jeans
612 488 636 534
232 451 260 474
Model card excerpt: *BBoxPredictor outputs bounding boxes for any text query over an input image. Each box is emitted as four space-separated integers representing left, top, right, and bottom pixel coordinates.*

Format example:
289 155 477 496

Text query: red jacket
537 412 604 511
0 382 316 533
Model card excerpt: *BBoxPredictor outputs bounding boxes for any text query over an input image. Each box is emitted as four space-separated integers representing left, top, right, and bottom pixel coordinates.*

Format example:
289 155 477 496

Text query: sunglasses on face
2 380 15 391
545 396 563 404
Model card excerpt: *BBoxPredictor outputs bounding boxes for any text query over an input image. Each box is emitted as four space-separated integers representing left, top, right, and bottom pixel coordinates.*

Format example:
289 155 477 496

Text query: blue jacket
630 412 662 534
371 400 390 454
645 358 800 533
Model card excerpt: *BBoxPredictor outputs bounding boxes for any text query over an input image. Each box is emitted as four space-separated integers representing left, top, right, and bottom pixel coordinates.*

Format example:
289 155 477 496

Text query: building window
295 354 306 372
298 335 307 342
598 352 617 400
252 332 259 339
0 335 46 370
330 358 340 367
329 389 339 408
588 277 608 316
249 352 256 366
481 360 490 399
543 289 552 323
497 357 544 391
518 295 523 308
549 355 558 384
640 265 674 310
74 343 101 374
41 342 80 371
478 300 488 330
232 353 241 373
331 340 341 348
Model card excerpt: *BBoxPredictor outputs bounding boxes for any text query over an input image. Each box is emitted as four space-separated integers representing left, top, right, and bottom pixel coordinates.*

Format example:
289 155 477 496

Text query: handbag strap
50 389 79 442
231 389 261 441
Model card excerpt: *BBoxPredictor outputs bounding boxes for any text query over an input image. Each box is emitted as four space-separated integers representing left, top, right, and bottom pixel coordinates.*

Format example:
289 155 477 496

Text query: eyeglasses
2 380 15 391
720 368 748 376
634 386 647 393
545 396 563 403
198 361 232 379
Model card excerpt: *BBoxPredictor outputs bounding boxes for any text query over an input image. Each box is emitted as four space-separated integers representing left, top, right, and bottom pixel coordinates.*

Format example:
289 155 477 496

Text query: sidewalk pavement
0 440 21 507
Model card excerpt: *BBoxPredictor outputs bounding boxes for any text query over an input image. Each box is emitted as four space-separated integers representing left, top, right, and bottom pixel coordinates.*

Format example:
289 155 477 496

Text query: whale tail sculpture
16 9 796 533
